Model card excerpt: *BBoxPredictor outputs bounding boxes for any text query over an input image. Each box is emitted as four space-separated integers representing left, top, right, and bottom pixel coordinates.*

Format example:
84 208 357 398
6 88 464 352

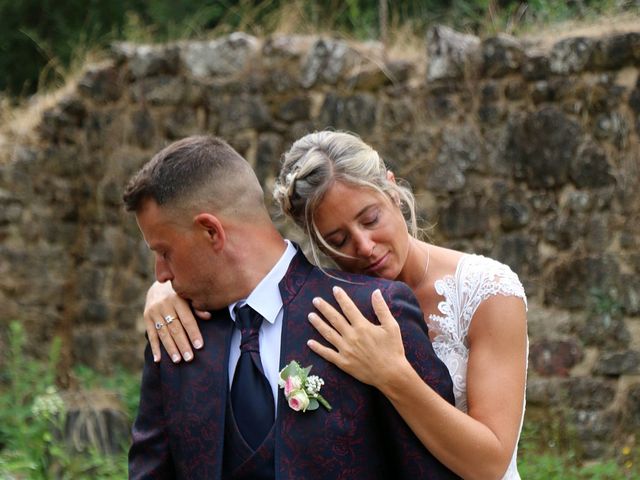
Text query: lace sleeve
477 258 528 311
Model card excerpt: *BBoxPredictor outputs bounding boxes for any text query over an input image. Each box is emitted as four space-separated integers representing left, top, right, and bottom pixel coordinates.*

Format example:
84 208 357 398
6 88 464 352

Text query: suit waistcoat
222 393 275 480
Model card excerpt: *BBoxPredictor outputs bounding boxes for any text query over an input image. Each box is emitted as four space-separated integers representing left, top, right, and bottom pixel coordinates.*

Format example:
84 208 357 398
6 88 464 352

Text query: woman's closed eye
326 234 347 249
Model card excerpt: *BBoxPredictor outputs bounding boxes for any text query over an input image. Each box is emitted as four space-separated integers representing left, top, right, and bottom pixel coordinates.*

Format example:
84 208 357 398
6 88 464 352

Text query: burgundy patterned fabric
129 251 459 479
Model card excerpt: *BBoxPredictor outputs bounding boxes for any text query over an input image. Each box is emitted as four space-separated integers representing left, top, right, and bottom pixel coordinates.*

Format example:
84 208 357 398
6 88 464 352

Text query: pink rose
287 390 309 412
284 375 302 396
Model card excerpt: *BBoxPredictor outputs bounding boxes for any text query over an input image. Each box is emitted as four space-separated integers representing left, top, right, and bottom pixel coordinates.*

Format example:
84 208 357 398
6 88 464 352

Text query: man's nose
155 256 173 283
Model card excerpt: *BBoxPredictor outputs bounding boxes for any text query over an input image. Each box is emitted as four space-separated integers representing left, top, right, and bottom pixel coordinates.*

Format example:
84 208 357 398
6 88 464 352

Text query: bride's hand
143 281 210 363
307 286 408 388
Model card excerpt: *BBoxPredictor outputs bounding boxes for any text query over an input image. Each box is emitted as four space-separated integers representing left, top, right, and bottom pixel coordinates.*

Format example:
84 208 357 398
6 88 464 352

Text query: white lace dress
428 254 528 480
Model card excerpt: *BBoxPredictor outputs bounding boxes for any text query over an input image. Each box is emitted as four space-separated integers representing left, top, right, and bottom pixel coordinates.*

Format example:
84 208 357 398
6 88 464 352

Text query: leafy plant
0 321 135 479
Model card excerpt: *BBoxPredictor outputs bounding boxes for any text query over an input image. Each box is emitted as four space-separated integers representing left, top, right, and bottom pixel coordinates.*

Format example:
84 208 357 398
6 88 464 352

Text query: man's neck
215 226 288 307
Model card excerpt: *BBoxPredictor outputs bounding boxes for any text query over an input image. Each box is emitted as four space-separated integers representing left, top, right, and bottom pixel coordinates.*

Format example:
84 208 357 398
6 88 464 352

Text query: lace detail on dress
427 254 528 480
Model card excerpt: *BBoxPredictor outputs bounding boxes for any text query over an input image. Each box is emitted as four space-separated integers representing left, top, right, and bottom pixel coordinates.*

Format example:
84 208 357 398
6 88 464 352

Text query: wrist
376 357 419 399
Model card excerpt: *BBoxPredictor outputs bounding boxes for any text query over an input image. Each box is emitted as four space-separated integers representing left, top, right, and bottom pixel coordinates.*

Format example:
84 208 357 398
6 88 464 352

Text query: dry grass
519 12 640 50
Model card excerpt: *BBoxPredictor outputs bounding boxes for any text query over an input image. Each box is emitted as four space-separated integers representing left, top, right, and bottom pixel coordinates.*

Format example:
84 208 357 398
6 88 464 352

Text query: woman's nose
354 232 375 257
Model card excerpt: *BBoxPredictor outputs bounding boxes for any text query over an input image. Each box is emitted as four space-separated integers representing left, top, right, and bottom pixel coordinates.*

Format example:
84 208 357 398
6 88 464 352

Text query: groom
124 135 457 479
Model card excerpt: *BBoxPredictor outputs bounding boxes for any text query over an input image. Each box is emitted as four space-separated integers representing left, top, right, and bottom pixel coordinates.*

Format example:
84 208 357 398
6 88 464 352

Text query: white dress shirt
227 240 297 412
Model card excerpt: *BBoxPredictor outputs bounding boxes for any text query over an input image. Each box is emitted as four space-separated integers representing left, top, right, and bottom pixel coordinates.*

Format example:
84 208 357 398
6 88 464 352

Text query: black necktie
231 305 275 450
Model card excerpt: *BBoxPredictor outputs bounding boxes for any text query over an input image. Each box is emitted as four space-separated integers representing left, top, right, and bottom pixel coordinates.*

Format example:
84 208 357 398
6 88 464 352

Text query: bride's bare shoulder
422 243 465 279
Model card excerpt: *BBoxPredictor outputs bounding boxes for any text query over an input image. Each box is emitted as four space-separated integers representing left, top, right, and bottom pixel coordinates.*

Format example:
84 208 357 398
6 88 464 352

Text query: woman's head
273 130 418 274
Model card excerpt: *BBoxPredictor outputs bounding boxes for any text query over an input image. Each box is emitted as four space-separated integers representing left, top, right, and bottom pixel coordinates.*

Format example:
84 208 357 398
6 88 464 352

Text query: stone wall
1 26 639 458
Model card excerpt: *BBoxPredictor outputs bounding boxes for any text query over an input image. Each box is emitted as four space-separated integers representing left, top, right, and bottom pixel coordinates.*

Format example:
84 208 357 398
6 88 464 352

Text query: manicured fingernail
308 313 316 321
312 297 320 306
194 339 203 349
153 355 160 363
333 286 342 294
183 351 193 361
172 353 181 363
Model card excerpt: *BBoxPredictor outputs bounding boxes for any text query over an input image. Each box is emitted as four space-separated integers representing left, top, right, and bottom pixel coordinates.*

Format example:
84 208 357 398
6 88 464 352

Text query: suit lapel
179 308 233 478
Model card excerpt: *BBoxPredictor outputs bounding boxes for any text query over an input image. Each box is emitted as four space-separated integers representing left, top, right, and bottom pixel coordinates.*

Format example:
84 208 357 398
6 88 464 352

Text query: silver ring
164 314 175 325
155 321 165 330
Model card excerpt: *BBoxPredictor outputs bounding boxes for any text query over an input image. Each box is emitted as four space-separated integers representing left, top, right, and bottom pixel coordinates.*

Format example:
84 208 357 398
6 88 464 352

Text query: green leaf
306 398 319 411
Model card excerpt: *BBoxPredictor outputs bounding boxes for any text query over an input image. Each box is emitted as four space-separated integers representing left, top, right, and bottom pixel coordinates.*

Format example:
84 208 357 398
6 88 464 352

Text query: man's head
123 135 265 218
123 135 272 310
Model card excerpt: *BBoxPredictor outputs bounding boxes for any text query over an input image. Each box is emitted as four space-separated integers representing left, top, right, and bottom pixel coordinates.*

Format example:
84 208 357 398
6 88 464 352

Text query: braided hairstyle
273 130 418 267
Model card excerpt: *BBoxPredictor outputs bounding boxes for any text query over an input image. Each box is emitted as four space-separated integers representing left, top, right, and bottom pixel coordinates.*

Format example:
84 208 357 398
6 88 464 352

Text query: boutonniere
278 360 332 412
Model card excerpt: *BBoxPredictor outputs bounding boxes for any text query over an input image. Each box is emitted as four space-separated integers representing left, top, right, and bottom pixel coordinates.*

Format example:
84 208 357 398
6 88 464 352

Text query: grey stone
624 383 640 430
255 133 283 182
570 142 615 188
318 93 377 134
550 37 597 75
217 95 272 136
593 350 640 376
573 311 630 349
481 34 524 78
504 80 527 101
507 106 582 188
530 80 554 104
78 63 123 102
522 53 551 80
567 377 617 410
630 76 640 115
438 193 489 238
380 98 416 132
477 104 504 125
262 34 312 62
589 32 640 70
427 124 482 193
593 112 628 148
584 214 611 252
424 94 456 120
526 377 570 406
164 107 199 140
181 33 260 78
131 76 187 105
275 96 310 123
546 255 621 309
134 44 178 78
300 38 355 88
493 233 539 293
129 109 155 149
619 273 640 315
426 25 480 82
529 338 583 376
499 195 531 230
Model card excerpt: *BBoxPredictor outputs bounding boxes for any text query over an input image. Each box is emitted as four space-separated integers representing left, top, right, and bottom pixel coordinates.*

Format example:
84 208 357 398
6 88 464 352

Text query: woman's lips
365 252 389 274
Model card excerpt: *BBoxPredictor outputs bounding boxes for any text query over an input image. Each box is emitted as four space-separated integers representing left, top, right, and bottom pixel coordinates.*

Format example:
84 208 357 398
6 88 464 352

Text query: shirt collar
229 240 297 324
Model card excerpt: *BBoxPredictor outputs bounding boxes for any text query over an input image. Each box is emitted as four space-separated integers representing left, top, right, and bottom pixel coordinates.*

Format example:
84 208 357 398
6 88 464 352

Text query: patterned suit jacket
129 250 458 479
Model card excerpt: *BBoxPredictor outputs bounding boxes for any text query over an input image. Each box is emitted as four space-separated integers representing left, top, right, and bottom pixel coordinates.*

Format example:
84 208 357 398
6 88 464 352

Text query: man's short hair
123 135 265 217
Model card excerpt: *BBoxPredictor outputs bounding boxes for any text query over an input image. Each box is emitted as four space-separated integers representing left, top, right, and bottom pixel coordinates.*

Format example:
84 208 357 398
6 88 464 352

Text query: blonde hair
273 130 418 267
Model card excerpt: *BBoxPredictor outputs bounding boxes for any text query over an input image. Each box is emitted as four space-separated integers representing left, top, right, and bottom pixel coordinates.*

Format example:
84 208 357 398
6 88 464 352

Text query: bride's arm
308 287 527 480
143 281 209 363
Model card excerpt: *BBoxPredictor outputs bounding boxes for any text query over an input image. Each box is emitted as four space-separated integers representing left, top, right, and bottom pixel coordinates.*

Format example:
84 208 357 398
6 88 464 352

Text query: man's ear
194 213 225 251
